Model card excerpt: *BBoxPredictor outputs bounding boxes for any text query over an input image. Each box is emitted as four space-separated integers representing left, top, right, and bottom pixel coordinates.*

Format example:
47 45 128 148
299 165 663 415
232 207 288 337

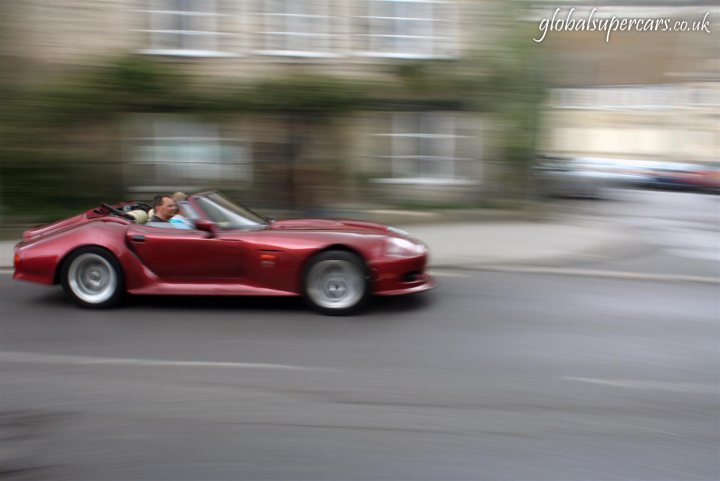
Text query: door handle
131 235 145 242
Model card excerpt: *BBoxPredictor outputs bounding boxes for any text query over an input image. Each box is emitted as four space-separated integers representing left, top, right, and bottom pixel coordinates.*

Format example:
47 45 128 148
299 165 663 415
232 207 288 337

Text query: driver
149 195 178 222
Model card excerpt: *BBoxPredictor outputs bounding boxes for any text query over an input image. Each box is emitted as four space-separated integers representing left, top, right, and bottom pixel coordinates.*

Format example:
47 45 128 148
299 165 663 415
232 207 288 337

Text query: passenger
169 192 193 229
171 191 188 202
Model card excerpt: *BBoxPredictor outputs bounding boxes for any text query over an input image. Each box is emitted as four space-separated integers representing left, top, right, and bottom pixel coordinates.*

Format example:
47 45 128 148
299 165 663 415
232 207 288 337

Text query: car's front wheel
60 247 124 308
303 250 369 315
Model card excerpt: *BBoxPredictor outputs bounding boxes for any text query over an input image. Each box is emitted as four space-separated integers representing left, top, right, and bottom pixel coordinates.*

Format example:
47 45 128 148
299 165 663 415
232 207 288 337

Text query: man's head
152 195 178 221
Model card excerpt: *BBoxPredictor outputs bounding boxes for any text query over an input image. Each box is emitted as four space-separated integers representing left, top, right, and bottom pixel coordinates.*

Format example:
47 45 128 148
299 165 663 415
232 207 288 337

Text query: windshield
195 193 268 228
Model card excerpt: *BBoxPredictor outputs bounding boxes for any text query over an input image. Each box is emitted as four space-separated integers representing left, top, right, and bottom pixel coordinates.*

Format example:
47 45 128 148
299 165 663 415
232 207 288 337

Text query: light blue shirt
169 215 193 229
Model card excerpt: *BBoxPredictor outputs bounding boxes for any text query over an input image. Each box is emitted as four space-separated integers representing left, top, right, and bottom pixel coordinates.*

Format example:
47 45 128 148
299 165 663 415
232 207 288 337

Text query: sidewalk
401 219 640 269
0 217 640 270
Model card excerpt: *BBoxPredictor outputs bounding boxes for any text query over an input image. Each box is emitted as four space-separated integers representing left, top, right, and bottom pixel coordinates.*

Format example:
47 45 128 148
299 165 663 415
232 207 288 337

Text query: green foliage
473 8 549 200
248 75 368 114
3 55 491 127
0 148 123 219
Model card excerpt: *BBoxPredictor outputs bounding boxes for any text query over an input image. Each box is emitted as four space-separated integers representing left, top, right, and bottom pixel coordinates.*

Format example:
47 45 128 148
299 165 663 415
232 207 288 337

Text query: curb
428 265 720 284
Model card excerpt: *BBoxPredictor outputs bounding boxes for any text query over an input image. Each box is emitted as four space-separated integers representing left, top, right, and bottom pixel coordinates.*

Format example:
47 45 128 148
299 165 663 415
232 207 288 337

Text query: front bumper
370 255 436 296
375 273 436 296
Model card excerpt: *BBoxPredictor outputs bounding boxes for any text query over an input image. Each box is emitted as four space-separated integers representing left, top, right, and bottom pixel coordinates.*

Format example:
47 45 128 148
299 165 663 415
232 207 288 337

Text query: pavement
403 219 638 269
0 214 647 272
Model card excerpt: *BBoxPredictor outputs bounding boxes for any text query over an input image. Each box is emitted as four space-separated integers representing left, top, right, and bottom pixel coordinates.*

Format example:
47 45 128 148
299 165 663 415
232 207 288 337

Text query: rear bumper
12 243 57 285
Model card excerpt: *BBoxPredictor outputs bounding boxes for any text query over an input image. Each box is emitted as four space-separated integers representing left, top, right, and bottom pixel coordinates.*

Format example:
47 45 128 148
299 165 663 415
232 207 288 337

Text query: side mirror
194 219 218 237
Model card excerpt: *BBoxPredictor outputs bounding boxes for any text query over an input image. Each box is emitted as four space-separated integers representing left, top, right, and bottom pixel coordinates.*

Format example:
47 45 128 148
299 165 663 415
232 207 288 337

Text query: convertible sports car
13 192 435 315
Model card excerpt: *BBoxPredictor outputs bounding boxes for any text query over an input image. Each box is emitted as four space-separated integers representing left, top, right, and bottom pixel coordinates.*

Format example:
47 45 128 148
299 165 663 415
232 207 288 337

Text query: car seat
126 209 149 224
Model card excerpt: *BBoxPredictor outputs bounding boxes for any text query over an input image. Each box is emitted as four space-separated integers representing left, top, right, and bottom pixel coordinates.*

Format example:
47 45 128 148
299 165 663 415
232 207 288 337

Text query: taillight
14 252 20 269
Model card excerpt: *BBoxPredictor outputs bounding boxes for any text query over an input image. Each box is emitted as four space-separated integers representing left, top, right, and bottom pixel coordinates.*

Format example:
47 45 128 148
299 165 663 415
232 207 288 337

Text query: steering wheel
101 203 126 217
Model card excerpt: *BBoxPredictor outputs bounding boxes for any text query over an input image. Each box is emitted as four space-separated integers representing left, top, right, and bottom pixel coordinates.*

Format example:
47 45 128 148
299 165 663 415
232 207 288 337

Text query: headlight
385 237 425 258
387 226 410 237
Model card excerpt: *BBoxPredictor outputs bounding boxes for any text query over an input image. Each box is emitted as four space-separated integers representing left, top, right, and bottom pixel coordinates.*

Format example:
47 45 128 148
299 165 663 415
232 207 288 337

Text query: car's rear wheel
304 250 369 315
61 247 124 308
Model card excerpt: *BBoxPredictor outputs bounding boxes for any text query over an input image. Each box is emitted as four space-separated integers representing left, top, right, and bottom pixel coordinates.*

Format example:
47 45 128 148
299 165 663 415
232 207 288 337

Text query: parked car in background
571 157 654 188
537 156 719 195
689 162 720 194
535 156 609 198
645 162 705 191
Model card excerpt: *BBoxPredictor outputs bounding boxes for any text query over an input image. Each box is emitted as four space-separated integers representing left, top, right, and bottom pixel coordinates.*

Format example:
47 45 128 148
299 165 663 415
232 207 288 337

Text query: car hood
269 219 393 235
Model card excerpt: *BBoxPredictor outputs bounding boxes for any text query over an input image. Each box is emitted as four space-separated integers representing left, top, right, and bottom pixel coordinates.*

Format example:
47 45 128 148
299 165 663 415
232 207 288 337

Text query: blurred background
0 0 717 222
1 2 719 480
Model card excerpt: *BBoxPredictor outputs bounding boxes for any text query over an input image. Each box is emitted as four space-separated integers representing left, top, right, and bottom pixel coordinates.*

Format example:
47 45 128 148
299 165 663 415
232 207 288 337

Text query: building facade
536 6 719 166
4 0 500 209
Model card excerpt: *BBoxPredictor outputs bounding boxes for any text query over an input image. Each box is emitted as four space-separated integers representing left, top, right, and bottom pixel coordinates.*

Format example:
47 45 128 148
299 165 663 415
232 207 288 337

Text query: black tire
60 247 124 308
303 250 370 316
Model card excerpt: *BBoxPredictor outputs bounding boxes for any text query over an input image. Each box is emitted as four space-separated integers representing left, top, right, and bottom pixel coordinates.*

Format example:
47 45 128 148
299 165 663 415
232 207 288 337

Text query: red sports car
13 192 435 315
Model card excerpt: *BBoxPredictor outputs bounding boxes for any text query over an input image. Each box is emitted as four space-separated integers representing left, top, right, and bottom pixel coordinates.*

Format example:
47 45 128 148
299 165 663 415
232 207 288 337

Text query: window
178 201 200 221
372 112 472 183
258 0 334 56
361 0 457 58
140 0 233 56
126 117 252 193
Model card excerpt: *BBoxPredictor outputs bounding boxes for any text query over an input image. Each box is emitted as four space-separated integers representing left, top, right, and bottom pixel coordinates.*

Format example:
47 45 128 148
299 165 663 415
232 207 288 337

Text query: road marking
601 420 719 448
457 266 720 284
0 351 336 372
428 270 469 278
563 376 718 393
668 248 720 261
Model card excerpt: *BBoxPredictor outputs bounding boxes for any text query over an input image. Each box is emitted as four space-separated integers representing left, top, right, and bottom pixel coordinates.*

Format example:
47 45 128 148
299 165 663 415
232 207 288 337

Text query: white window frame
358 0 458 59
552 86 684 111
256 0 338 57
371 112 473 185
137 0 237 57
125 116 252 193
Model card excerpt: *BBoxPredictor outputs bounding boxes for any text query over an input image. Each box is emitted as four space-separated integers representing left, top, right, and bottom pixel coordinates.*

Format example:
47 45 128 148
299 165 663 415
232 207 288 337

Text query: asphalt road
1 269 718 481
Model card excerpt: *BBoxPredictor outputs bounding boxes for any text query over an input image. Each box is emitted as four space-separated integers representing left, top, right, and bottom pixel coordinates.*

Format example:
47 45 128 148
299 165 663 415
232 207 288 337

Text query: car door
126 224 247 280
